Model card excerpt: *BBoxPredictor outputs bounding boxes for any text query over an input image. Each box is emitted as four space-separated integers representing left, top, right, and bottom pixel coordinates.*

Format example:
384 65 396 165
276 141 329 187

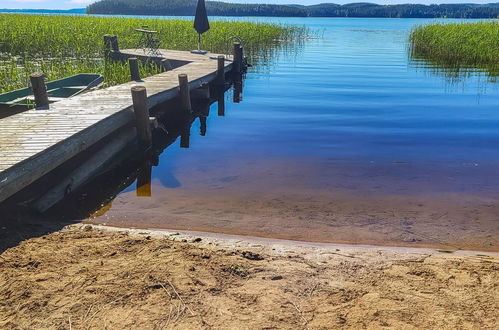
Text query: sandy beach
1 224 497 329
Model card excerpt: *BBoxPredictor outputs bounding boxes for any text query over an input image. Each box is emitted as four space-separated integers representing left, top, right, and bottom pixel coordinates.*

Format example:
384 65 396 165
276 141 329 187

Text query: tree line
86 0 499 19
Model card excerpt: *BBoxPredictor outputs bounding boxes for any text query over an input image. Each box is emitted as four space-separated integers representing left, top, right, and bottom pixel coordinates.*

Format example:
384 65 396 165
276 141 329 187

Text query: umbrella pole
198 34 201 51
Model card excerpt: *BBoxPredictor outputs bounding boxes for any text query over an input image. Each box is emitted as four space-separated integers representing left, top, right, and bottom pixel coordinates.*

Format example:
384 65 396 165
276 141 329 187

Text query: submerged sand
0 224 497 329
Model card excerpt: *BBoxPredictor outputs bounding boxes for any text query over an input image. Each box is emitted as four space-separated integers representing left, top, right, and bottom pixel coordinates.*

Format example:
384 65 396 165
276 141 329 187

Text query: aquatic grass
0 14 306 58
409 21 499 77
0 14 307 93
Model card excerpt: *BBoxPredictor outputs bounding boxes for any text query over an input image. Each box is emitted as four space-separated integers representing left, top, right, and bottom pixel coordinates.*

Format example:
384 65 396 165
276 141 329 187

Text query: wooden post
104 35 119 58
103 35 112 58
129 58 140 81
29 73 49 108
178 74 192 114
131 86 152 148
217 55 225 85
161 58 173 72
110 35 119 52
233 42 243 74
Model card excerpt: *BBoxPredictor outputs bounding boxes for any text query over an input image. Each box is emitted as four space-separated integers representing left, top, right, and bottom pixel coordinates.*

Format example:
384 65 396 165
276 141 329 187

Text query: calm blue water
146 17 499 193
89 18 499 248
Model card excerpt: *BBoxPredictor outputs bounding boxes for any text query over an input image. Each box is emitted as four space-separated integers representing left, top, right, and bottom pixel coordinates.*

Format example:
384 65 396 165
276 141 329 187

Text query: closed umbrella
192 0 210 54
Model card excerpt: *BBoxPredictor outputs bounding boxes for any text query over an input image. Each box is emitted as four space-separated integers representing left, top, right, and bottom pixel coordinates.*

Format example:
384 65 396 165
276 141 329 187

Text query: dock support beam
30 72 49 108
178 74 192 114
131 86 152 148
129 58 141 81
233 42 243 74
217 55 225 85
33 128 137 213
191 83 210 100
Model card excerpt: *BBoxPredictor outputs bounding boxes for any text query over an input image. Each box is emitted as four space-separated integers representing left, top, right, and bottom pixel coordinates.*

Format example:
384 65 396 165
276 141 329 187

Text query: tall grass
0 14 307 93
409 21 499 76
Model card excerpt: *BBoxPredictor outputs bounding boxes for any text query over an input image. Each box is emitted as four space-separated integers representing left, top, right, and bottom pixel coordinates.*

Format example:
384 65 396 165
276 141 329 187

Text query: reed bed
409 21 499 76
0 14 306 93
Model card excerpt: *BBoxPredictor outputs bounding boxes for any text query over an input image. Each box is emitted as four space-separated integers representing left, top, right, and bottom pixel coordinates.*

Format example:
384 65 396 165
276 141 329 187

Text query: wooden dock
0 48 235 204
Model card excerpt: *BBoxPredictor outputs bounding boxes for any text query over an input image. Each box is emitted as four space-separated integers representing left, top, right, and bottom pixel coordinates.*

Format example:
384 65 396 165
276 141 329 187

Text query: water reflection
217 90 225 116
0 71 242 222
136 164 152 197
233 74 243 103
409 51 498 85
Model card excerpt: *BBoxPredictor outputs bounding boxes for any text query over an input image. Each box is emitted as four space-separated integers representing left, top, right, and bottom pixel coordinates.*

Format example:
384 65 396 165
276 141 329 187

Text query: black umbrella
193 0 210 54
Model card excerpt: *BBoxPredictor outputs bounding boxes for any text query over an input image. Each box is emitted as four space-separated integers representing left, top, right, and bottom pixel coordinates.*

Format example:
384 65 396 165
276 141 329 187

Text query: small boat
0 73 104 118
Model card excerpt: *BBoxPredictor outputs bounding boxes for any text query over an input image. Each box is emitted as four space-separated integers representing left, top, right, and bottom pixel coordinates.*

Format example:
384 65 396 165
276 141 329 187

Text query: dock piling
131 86 152 148
217 55 225 85
104 35 119 58
29 72 49 108
178 74 192 114
233 42 243 74
129 58 141 81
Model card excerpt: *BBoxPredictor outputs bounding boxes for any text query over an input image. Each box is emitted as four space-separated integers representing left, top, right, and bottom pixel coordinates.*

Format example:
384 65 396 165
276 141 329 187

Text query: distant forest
86 1 499 18
0 8 86 13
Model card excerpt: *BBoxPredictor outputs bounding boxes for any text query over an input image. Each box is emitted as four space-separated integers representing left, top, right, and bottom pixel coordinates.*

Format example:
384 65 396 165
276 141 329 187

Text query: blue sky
2 0 496 10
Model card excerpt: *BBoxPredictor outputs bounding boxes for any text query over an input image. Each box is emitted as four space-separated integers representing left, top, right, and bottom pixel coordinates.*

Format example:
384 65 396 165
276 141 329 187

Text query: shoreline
86 223 499 257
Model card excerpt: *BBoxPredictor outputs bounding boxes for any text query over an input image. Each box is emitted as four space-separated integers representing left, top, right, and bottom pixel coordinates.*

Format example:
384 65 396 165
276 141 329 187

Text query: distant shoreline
2 2 499 19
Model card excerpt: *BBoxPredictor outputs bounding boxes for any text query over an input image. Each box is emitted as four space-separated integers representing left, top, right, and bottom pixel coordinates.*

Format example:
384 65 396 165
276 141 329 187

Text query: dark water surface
88 18 499 251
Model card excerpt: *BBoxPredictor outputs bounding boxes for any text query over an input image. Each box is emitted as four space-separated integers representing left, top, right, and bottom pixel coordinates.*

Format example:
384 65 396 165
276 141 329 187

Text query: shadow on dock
0 75 243 254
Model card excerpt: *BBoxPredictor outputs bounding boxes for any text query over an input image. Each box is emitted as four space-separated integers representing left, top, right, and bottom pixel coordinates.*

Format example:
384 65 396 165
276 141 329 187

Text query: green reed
0 14 307 93
409 21 499 76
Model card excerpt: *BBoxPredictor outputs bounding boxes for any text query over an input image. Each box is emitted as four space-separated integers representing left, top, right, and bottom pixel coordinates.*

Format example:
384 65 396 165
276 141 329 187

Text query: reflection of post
217 90 225 116
180 122 191 148
136 164 152 197
233 75 243 103
199 116 207 136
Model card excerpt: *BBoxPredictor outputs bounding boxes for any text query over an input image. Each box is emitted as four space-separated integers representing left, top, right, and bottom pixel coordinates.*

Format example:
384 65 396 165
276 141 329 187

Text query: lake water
82 17 499 251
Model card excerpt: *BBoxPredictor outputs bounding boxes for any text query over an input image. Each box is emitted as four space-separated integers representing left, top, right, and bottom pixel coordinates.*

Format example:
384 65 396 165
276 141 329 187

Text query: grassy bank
410 21 499 76
0 14 306 93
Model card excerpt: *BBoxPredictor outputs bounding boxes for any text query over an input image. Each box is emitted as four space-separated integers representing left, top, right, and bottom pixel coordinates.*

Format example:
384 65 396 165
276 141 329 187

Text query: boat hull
0 74 104 118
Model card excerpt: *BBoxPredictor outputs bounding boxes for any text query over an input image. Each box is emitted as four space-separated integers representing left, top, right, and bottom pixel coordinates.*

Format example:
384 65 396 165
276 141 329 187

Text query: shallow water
87 17 499 251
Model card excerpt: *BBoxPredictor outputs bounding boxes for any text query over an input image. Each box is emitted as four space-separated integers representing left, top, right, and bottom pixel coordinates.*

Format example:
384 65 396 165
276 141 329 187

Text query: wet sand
87 159 499 252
